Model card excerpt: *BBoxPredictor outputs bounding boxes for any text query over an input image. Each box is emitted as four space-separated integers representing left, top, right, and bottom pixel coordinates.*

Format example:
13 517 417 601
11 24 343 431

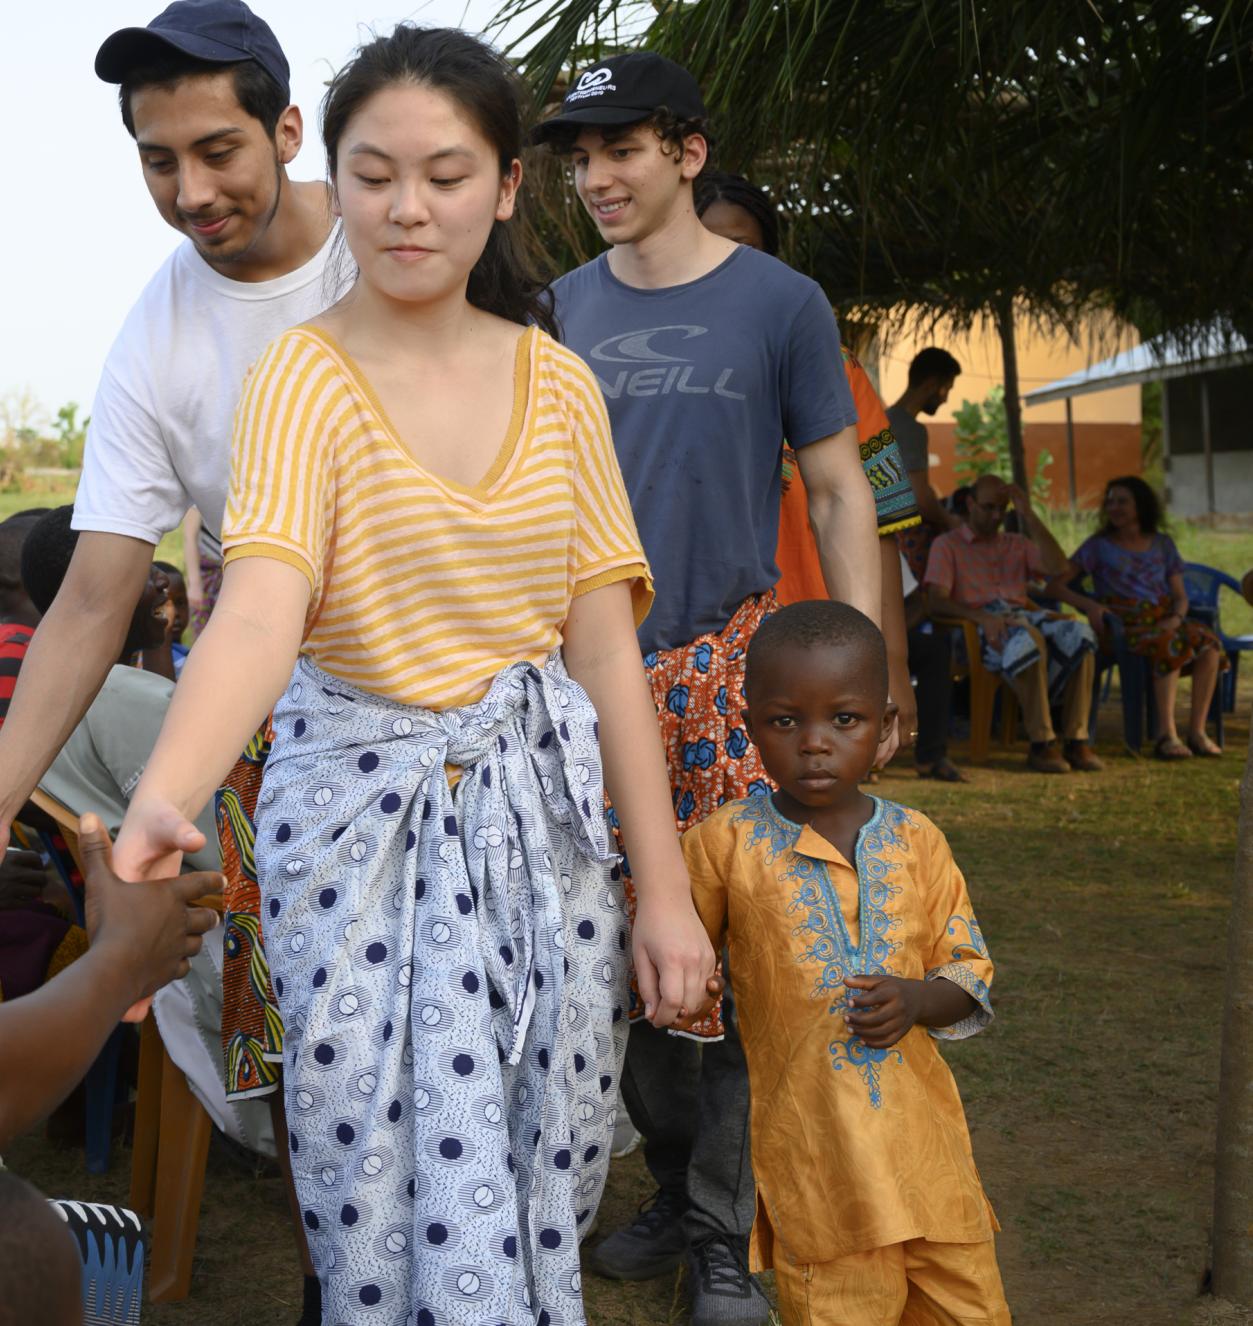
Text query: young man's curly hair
543 105 715 163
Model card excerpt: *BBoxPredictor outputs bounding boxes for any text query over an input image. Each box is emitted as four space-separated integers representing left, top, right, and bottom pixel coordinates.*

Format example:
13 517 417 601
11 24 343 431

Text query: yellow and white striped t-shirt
222 324 652 710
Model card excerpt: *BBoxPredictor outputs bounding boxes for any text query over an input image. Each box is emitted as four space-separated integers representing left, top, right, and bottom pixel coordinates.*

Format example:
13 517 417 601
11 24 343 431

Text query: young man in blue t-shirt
535 53 880 1326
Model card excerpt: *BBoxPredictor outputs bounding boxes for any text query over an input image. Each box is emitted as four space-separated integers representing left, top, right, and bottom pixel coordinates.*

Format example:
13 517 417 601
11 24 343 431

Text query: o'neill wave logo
589 326 746 400
566 67 617 103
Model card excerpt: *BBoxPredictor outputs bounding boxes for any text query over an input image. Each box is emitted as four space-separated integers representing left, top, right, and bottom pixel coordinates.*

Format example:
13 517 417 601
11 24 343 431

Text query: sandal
917 758 967 783
1186 733 1223 758
1154 735 1192 761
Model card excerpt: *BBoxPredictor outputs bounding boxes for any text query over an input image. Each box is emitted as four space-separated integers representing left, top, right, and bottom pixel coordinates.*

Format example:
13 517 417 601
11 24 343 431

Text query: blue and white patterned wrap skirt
255 651 630 1326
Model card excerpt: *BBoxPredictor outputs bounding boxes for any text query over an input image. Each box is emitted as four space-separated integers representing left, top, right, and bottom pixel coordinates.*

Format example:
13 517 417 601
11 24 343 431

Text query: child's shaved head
0 1173 81 1326
745 600 888 703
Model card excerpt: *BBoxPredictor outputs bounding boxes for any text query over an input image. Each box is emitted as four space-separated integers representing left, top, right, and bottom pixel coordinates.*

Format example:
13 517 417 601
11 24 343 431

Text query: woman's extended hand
630 887 717 1028
81 814 221 1001
112 798 211 1022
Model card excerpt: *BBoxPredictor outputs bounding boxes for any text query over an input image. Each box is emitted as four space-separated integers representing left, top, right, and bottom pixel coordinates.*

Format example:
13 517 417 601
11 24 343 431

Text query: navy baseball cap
94 0 290 100
532 51 705 143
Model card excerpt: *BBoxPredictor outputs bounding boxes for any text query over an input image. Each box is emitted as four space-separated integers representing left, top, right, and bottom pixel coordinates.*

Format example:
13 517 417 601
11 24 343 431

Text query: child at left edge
679 600 1011 1325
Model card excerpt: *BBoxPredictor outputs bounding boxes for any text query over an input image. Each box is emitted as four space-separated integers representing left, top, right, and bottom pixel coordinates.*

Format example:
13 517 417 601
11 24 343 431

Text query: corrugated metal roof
1023 324 1252 406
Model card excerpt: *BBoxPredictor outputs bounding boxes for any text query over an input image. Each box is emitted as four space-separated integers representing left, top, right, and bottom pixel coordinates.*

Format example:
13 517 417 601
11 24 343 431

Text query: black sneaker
584 1189 686 1280
687 1234 772 1326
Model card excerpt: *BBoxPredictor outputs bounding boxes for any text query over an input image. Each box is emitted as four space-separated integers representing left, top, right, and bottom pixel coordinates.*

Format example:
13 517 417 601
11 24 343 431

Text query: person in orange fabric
680 601 1010 1326
695 173 923 762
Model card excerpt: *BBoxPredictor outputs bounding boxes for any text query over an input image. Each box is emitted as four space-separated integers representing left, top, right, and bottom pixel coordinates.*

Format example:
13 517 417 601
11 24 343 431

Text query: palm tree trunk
995 296 1028 491
1213 738 1253 1302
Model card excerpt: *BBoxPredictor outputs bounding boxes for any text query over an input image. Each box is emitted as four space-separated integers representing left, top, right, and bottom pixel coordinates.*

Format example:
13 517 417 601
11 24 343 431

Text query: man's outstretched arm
0 531 153 851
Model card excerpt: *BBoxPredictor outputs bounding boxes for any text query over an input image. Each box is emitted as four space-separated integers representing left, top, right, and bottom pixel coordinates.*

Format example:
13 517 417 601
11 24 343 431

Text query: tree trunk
1213 739 1253 1302
995 296 1028 491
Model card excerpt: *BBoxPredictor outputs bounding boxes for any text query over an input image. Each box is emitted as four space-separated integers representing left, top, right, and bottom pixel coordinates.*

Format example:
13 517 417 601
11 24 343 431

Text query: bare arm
0 816 220 1147
908 469 960 530
0 532 153 849
1006 484 1070 578
181 509 205 608
562 579 716 1027
113 556 309 883
880 538 914 756
796 425 882 624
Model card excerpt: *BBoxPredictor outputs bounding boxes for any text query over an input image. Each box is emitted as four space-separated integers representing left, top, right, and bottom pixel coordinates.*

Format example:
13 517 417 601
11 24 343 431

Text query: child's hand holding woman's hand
669 961 726 1033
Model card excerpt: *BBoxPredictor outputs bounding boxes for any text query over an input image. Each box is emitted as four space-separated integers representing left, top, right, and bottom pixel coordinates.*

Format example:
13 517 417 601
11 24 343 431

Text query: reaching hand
113 797 206 884
1085 605 1111 637
631 890 717 1029
112 799 211 1021
80 813 221 1005
1004 482 1031 511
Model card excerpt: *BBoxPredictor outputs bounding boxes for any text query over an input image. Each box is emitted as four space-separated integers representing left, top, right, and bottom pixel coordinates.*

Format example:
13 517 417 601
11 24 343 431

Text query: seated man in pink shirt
925 474 1101 774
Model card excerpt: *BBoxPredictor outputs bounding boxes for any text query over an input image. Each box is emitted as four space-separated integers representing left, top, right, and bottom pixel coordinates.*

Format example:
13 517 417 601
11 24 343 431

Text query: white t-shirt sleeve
73 359 190 546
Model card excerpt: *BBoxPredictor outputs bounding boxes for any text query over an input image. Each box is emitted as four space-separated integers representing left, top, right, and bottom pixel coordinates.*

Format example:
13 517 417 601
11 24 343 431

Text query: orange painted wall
920 422 1143 508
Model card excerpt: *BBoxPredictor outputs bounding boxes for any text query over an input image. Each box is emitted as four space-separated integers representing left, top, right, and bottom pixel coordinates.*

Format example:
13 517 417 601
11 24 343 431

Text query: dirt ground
6 686 1251 1326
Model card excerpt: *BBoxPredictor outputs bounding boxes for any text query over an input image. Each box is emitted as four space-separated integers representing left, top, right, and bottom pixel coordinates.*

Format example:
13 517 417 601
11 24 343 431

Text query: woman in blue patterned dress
1051 476 1224 759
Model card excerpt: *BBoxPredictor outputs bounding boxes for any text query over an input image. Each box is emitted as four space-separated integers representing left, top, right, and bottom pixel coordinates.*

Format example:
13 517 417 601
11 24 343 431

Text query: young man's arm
907 468 960 530
795 425 882 625
0 532 153 852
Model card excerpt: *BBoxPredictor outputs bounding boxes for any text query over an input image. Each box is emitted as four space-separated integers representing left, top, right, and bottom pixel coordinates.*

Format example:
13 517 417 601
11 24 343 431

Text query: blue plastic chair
1087 614 1157 752
1181 562 1253 713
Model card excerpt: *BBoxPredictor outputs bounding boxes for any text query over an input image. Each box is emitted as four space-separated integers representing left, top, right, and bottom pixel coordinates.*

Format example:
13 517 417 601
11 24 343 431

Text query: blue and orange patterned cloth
682 792 997 1270
610 589 777 1039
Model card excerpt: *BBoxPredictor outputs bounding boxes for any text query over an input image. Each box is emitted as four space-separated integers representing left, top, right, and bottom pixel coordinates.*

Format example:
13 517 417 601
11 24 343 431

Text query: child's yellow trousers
772 1236 1011 1326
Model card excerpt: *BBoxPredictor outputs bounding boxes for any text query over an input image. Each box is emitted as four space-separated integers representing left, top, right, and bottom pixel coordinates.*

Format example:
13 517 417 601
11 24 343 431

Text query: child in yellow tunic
681 600 1010 1326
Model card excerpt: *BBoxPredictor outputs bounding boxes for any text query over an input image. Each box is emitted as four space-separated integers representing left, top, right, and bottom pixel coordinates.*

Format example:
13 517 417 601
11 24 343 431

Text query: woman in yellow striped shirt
114 26 715 1325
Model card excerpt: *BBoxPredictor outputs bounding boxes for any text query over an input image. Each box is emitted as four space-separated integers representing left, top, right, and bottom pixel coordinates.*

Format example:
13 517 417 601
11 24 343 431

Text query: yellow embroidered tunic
682 794 998 1267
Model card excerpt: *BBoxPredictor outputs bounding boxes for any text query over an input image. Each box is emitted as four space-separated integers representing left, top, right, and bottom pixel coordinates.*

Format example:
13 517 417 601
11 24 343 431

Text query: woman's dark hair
120 53 288 138
693 171 779 256
321 26 556 336
1100 475 1164 535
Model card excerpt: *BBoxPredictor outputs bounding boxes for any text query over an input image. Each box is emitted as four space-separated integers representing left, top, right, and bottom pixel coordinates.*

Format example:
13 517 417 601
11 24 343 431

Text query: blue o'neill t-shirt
552 246 857 653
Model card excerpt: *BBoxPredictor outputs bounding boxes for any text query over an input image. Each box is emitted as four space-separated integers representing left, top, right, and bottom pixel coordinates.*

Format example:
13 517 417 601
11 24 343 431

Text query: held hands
80 813 221 1006
112 798 210 1021
843 973 926 1049
630 887 718 1030
670 961 727 1033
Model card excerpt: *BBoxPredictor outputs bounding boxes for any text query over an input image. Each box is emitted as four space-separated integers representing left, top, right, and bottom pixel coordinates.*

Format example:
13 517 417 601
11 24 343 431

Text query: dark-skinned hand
843 973 926 1048
79 814 222 1002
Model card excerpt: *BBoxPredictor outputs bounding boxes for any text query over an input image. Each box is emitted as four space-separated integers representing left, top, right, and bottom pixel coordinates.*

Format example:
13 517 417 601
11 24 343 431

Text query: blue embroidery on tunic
731 792 915 1107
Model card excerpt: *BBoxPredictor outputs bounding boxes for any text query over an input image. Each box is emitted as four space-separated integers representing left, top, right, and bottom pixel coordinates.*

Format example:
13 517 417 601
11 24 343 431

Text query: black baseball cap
532 51 706 144
94 0 290 101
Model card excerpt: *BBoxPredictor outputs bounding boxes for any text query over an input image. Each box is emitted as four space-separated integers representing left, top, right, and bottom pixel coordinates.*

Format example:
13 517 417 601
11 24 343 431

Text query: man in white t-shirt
0 7 337 1321
0 0 336 852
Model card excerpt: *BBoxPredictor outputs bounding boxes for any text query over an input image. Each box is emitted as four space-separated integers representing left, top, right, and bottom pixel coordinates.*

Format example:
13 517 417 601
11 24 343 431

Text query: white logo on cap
566 66 618 103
